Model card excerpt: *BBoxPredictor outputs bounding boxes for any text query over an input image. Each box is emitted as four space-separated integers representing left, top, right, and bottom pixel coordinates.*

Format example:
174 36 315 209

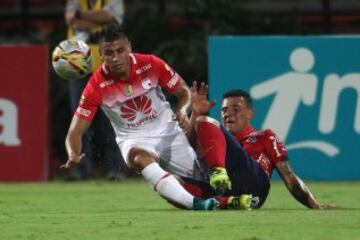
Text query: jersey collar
235 126 255 141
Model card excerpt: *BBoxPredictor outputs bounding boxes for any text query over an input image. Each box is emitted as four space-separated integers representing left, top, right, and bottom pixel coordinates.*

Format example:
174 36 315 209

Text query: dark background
1 0 359 177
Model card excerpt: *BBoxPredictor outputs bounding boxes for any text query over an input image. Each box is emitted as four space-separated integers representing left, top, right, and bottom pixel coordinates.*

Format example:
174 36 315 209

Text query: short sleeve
74 78 102 122
263 129 288 164
150 55 183 92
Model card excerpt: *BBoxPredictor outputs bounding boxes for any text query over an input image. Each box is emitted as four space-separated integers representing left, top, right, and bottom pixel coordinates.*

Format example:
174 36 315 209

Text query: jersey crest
123 84 133 97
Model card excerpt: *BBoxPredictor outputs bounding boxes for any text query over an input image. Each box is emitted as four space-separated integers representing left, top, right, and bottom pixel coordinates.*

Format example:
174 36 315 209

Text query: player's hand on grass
190 81 216 115
318 204 340 210
60 153 86 169
312 202 339 210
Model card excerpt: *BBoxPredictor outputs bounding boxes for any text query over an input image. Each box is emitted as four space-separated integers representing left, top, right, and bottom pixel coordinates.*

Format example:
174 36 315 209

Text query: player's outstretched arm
65 10 100 30
275 160 338 209
190 81 216 116
186 81 216 143
61 116 90 169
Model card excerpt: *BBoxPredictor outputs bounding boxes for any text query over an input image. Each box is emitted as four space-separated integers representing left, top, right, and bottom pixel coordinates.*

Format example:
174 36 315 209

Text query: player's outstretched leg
142 162 218 210
193 197 219 210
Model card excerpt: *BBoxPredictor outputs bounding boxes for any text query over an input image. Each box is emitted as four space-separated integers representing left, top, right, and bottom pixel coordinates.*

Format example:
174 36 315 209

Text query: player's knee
194 116 220 131
128 148 157 171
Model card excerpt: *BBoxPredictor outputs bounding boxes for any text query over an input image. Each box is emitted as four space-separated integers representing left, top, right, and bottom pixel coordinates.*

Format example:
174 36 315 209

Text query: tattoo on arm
278 161 293 176
277 160 317 208
289 177 313 208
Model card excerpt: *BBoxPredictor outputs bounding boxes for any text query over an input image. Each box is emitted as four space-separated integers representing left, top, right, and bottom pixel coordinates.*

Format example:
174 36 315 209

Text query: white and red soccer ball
52 39 93 80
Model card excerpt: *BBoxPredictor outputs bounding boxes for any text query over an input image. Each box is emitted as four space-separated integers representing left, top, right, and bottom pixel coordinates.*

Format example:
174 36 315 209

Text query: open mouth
225 119 235 124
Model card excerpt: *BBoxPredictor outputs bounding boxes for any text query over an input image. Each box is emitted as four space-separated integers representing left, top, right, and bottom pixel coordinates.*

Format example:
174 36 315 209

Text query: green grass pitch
0 179 359 240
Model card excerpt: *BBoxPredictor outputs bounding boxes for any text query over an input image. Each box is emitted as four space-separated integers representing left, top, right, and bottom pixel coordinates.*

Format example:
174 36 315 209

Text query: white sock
141 162 194 209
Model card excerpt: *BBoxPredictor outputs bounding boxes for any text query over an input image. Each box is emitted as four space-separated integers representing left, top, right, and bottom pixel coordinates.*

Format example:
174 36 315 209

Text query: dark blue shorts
180 126 271 208
221 126 270 208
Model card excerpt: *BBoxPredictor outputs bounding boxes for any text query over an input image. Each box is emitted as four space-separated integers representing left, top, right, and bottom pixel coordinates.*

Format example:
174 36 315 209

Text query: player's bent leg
177 177 219 211
219 126 270 208
177 176 215 199
194 116 231 193
128 148 217 210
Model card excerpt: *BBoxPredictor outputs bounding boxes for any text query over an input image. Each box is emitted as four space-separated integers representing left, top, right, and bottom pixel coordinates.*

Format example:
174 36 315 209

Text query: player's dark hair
99 23 129 43
222 89 253 108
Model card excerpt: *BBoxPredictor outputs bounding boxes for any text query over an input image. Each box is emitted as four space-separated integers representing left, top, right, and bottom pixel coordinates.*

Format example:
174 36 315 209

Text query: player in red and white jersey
78 52 185 139
61 23 217 210
183 82 337 210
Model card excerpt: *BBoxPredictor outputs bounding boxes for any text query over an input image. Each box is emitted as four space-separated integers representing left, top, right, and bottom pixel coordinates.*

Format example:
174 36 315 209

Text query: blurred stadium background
1 0 360 181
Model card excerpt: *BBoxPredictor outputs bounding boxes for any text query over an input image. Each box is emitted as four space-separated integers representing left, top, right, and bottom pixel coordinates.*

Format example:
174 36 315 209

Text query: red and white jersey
235 127 288 177
75 53 183 139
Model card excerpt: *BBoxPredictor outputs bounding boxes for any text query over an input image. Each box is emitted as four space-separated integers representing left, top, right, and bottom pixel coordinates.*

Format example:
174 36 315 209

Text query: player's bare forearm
68 19 100 31
62 116 90 168
65 130 83 160
79 10 115 25
63 132 84 169
287 175 320 209
174 81 192 116
65 9 113 30
276 160 321 209
173 81 192 135
186 112 199 144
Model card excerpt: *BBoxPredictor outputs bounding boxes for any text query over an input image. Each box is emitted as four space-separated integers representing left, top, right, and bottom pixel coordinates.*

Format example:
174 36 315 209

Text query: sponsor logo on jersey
167 73 180 89
135 64 152 75
76 107 91 117
100 79 114 88
120 95 157 127
126 111 158 128
141 78 152 90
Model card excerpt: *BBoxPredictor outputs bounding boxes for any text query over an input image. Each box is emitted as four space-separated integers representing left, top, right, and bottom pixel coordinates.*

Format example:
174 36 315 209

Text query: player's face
221 96 254 134
100 38 131 78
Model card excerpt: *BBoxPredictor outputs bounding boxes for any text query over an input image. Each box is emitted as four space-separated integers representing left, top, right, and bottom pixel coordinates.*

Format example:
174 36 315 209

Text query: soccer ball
52 39 92 80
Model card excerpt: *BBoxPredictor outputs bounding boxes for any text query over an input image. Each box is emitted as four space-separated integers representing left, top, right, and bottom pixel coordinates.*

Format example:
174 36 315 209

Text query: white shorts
117 122 204 180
